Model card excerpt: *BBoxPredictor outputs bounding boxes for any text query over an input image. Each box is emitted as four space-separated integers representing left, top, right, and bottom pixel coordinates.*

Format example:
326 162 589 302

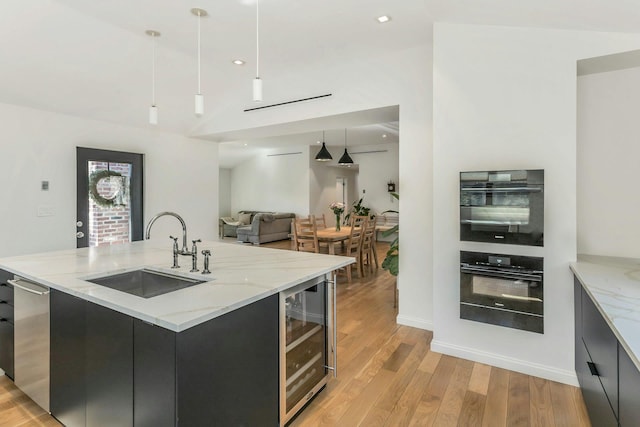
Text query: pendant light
315 131 333 161
253 0 263 101
191 8 208 116
146 30 160 125
338 129 354 165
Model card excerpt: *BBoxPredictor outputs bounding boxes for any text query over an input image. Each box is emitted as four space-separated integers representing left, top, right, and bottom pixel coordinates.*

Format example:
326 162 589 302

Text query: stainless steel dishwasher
9 276 50 412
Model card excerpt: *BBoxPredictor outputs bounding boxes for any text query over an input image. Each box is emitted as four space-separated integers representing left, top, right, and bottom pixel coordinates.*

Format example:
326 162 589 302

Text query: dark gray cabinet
619 343 640 427
0 269 14 379
574 276 640 427
50 289 279 427
50 290 134 427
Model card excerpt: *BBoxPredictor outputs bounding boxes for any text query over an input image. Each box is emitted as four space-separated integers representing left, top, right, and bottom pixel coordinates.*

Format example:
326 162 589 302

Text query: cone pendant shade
315 142 332 161
338 149 353 165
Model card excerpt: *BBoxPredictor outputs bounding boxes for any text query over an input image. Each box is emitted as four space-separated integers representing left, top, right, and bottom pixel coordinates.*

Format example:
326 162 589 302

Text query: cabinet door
177 295 279 426
619 343 640 427
0 319 14 380
134 320 176 427
582 288 618 417
574 278 583 386
86 302 133 427
576 338 618 427
50 290 86 427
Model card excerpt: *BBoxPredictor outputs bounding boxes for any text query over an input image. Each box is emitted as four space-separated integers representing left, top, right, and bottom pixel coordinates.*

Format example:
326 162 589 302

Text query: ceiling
2 0 640 144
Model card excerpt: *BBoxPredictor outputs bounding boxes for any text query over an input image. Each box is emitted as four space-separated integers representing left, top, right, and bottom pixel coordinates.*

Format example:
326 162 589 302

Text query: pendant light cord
256 0 260 78
197 12 202 95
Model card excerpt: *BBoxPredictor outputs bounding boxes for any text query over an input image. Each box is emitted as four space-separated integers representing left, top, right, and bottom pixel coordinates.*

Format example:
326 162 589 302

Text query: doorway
76 147 144 248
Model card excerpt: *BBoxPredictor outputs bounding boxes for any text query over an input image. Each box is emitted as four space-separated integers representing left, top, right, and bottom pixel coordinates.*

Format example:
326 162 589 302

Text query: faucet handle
202 250 211 274
192 239 202 245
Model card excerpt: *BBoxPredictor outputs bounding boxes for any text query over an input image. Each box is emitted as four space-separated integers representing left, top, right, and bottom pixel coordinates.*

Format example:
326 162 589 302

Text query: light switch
37 205 55 217
41 181 49 191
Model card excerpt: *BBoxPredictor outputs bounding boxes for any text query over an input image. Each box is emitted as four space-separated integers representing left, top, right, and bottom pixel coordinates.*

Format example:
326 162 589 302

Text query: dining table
316 226 352 255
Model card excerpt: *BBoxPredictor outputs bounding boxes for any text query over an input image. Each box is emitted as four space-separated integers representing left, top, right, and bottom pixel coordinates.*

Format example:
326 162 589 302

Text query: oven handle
460 266 542 282
460 187 542 192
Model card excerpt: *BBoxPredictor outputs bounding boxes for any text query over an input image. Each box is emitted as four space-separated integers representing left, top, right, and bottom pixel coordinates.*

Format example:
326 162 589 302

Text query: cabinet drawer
0 283 13 306
0 301 13 323
582 291 618 417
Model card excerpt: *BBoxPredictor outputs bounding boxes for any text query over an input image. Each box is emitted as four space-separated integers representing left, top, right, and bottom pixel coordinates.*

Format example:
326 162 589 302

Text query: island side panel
134 320 177 427
176 294 280 426
50 290 87 427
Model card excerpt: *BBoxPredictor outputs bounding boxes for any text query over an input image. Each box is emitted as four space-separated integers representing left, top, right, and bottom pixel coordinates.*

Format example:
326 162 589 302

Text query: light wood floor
0 239 590 427
261 238 591 427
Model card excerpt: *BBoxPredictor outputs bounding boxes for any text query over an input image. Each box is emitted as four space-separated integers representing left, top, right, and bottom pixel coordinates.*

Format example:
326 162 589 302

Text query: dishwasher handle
8 278 50 296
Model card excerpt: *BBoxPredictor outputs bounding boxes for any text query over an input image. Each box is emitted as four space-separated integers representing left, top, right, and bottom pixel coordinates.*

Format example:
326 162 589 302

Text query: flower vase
335 214 341 231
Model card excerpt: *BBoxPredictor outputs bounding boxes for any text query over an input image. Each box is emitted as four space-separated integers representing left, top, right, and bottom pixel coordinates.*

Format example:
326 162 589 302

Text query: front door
76 147 144 248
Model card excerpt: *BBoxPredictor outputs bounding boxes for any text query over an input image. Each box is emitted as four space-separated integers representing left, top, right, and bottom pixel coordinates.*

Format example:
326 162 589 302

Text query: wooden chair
350 215 368 230
338 221 365 283
311 214 327 229
361 216 379 272
292 216 320 253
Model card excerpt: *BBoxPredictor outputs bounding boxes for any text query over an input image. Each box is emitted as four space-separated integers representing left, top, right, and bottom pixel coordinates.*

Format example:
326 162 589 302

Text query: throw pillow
238 213 252 225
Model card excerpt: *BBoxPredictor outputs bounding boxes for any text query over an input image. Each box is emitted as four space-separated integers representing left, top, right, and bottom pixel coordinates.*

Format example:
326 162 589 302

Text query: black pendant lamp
338 128 354 165
315 131 333 161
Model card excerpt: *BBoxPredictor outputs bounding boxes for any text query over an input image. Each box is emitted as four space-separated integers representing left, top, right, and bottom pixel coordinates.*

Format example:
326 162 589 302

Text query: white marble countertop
0 240 353 332
571 254 640 371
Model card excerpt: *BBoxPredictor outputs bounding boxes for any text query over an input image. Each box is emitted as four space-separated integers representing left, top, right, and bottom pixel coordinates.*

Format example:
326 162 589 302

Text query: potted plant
344 197 371 225
381 192 399 276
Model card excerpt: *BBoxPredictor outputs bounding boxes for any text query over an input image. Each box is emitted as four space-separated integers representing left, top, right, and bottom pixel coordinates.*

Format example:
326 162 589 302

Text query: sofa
219 211 258 238
236 212 296 245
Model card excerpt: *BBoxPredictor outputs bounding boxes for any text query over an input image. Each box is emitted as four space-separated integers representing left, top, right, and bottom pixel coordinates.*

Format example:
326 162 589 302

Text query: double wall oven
460 169 544 246
460 251 543 334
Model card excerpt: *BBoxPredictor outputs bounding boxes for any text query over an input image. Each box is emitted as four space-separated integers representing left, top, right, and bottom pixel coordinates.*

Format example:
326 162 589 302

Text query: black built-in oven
460 251 543 334
460 169 544 246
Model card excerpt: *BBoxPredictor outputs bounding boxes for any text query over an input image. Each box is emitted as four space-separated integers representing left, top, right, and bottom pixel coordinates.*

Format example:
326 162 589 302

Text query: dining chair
292 216 320 253
311 214 327 229
338 222 364 282
361 216 378 272
350 215 369 230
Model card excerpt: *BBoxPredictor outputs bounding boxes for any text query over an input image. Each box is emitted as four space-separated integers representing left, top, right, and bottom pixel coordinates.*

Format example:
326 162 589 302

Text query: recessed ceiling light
316 140 321 144
243 143 248 146
232 59 245 65
377 15 391 23
382 134 387 138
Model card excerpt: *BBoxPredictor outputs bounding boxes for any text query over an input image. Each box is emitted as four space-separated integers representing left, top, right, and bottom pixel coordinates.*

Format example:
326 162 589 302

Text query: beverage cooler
280 275 336 425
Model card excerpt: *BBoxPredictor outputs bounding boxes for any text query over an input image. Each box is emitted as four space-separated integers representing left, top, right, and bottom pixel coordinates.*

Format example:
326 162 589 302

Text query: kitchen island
0 240 352 427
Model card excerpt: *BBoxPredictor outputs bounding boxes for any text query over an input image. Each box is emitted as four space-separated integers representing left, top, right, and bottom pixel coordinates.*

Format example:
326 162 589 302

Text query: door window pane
87 161 132 247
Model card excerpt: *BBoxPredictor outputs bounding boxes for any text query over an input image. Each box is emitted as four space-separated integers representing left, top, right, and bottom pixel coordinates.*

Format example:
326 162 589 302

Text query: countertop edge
570 258 640 373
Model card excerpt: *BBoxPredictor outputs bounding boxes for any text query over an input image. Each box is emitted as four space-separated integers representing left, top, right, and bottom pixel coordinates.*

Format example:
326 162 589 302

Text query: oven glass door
460 270 543 315
460 170 544 245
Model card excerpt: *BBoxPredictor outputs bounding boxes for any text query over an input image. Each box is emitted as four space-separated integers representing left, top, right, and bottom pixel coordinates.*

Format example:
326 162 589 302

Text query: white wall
218 168 232 217
308 145 358 227
351 142 399 215
0 102 218 257
432 23 640 385
230 147 310 216
577 67 640 258
199 45 434 331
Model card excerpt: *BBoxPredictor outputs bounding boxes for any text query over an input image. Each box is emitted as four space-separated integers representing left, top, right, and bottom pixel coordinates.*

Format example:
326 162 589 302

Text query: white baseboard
431 339 579 386
396 314 433 331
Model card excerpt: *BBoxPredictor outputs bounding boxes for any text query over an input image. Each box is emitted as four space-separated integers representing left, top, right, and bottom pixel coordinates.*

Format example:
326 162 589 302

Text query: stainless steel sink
86 268 206 298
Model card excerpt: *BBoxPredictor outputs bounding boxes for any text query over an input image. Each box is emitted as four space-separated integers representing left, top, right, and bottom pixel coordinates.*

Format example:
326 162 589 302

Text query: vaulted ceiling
1 0 639 139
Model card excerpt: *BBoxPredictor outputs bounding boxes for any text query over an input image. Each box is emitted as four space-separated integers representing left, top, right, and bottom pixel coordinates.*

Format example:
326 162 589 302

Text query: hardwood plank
418 349 442 374
433 358 474 426
529 376 555 427
549 381 591 427
481 367 510 427
467 363 492 396
457 391 486 427
507 371 531 427
382 342 414 372
408 354 458 427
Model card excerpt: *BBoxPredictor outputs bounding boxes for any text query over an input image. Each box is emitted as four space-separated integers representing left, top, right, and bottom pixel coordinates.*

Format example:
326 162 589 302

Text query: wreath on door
88 169 124 208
